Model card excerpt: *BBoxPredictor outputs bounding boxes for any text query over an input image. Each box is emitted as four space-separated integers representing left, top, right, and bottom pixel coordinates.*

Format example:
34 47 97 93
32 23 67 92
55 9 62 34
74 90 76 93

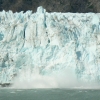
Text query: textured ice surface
0 6 100 84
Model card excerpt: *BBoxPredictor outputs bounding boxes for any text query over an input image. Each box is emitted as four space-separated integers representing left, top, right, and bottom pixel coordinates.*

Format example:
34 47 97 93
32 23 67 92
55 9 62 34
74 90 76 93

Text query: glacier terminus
0 6 100 88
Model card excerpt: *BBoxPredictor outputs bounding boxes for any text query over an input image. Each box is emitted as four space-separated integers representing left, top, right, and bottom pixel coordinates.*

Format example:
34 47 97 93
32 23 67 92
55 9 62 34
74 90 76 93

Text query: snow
0 6 100 84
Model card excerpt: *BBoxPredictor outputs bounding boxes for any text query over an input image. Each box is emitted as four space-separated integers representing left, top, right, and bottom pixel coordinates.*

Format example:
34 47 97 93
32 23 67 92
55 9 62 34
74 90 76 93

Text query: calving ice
0 6 100 88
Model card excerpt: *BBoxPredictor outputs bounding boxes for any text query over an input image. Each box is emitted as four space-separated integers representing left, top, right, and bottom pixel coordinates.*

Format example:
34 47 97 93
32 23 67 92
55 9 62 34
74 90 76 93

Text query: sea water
0 89 100 100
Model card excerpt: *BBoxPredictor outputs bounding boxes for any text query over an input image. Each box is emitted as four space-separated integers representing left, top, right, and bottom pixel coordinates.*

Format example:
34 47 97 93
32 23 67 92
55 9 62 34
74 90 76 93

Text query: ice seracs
0 6 100 84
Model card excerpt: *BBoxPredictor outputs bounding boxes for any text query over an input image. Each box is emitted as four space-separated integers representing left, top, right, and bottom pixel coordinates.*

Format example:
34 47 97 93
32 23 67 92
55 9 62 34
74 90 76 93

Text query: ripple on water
10 91 16 93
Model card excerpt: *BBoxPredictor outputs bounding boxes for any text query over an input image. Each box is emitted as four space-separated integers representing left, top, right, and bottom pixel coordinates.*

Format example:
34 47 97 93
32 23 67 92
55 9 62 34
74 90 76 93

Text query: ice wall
0 6 100 84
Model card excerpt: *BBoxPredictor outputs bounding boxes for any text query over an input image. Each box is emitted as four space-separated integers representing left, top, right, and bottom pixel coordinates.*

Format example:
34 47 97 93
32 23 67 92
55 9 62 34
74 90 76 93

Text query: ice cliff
0 6 100 85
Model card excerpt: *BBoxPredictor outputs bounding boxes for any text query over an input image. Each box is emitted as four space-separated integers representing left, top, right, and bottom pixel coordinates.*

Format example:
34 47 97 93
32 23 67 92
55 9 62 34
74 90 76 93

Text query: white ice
0 7 100 87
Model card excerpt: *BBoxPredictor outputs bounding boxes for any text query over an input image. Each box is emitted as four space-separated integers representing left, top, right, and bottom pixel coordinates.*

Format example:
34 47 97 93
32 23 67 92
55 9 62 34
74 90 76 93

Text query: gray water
0 89 100 100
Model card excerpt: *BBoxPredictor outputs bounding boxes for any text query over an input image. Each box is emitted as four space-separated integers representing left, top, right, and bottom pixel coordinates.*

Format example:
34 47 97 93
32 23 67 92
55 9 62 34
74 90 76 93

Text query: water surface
0 89 100 100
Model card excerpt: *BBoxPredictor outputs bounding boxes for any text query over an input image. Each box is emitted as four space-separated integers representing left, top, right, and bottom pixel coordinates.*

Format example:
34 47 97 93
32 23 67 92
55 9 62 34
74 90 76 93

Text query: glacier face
0 6 100 85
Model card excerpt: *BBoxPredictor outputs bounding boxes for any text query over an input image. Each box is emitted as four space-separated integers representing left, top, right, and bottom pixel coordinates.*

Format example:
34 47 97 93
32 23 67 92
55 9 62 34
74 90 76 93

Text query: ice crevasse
0 6 100 84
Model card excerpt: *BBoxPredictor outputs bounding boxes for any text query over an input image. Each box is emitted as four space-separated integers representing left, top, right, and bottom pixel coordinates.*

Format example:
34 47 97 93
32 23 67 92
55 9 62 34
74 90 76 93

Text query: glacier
0 6 100 87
